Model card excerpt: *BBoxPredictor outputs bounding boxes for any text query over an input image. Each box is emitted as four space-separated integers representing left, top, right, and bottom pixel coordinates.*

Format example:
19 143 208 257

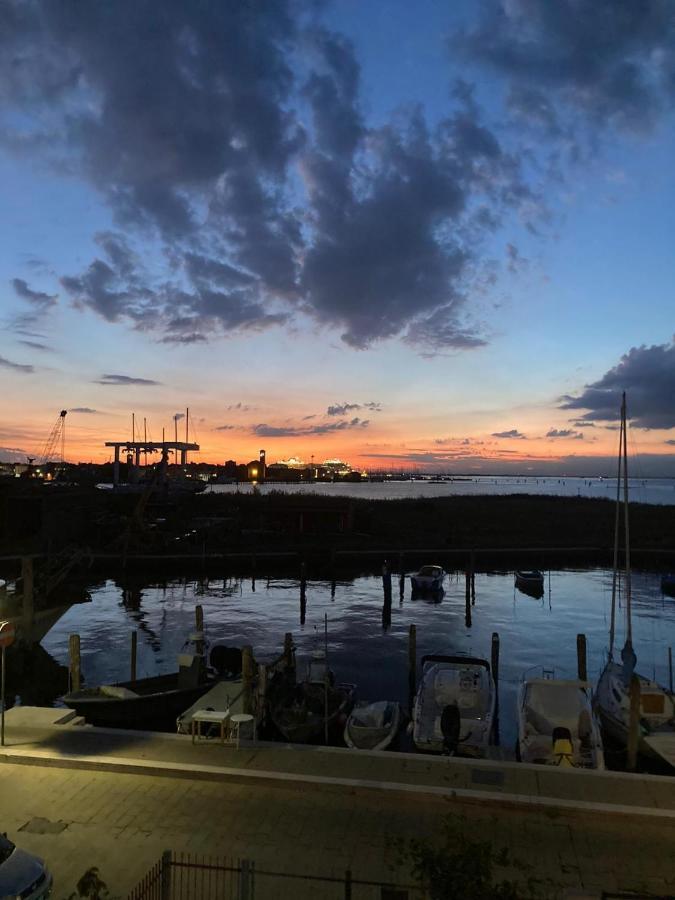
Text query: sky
1 0 675 475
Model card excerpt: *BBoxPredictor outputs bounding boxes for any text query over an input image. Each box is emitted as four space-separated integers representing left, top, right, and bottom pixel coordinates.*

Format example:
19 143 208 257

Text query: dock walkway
1 707 675 897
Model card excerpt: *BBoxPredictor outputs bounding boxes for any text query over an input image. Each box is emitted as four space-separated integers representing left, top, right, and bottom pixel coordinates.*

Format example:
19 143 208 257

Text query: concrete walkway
2 708 675 898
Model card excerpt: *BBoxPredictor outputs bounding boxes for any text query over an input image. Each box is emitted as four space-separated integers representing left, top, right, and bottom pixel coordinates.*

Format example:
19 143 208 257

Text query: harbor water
27 566 675 758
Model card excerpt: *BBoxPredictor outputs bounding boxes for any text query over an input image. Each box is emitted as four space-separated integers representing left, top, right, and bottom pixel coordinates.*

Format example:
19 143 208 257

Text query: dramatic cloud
560 339 675 428
1 4 541 352
70 407 99 414
665 440 675 446
95 374 160 386
214 425 236 431
455 1 675 135
0 446 28 462
252 417 369 438
491 429 526 439
546 428 584 439
11 277 57 309
0 355 34 373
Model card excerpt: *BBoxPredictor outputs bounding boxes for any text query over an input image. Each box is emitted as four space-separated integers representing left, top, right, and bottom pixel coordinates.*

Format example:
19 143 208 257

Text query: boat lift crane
37 409 67 466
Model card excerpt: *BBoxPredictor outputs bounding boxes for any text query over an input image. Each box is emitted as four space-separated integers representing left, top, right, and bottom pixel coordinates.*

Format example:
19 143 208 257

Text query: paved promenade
1 708 675 898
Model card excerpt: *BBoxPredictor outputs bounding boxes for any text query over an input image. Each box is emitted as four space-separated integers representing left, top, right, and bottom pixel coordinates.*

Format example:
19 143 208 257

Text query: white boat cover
524 682 589 735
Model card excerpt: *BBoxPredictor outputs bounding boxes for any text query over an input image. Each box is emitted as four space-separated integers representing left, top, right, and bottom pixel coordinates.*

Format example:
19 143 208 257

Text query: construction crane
37 410 67 466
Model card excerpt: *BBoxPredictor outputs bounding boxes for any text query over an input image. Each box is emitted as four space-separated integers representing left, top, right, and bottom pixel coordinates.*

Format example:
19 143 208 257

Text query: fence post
160 850 171 900
239 859 252 900
344 868 352 900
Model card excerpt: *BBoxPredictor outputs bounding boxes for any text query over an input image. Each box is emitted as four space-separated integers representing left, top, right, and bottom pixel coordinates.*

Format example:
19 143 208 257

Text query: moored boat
412 654 495 756
594 392 675 769
410 565 445 594
517 677 604 769
63 652 213 729
344 700 402 751
515 570 544 598
268 651 356 744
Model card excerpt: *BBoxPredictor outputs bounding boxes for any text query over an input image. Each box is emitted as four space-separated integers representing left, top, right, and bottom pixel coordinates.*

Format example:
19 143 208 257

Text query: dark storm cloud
665 439 675 446
252 417 369 438
3 3 538 352
95 374 160 386
455 1 675 133
546 428 583 439
70 407 99 414
0 355 34 373
491 429 526 439
560 339 675 428
11 278 57 308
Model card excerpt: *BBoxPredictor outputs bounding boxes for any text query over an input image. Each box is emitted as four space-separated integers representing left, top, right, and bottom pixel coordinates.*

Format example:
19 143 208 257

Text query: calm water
206 476 675 505
38 568 675 751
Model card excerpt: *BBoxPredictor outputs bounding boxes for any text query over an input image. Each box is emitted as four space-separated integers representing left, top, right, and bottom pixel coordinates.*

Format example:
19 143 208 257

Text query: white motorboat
344 700 402 751
517 677 604 769
412 654 495 756
410 565 445 593
594 393 675 769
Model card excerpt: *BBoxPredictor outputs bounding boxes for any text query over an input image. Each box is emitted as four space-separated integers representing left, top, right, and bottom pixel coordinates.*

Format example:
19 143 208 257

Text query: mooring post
330 549 337 598
465 570 472 627
576 634 587 681
627 674 641 772
398 553 405 599
668 647 673 694
251 553 256 591
21 557 34 635
382 560 392 601
491 632 500 690
344 869 352 900
256 662 267 730
300 561 307 595
242 645 254 715
194 604 205 656
408 624 417 713
130 630 137 681
160 849 172 900
69 633 81 693
283 632 295 672
470 549 476 605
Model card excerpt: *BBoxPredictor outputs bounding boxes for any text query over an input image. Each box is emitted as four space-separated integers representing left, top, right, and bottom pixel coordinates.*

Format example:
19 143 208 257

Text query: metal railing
127 851 421 899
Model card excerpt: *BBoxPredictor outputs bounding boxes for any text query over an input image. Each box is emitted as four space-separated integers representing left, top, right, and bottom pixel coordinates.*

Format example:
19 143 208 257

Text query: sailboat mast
622 392 632 643
609 409 623 658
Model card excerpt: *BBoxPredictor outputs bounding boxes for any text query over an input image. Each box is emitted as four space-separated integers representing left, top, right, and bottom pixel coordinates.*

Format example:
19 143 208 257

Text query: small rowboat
344 700 402 751
515 570 544 598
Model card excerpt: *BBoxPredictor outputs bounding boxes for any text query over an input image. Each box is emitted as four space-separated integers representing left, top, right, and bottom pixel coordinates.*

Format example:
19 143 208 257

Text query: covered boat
344 701 402 751
517 678 604 769
268 651 356 744
410 565 445 594
515 570 544 598
412 655 495 756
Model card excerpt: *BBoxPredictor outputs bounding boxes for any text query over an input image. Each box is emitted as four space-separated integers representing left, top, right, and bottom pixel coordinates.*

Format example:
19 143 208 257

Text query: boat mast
608 403 623 658
622 392 632 645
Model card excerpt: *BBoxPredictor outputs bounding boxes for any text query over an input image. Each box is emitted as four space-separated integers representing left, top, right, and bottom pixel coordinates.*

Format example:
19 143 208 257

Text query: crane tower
39 410 67 466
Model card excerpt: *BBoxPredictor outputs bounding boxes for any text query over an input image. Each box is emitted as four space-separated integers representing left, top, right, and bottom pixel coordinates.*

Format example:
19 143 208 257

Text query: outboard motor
551 726 574 767
209 645 243 678
440 703 461 755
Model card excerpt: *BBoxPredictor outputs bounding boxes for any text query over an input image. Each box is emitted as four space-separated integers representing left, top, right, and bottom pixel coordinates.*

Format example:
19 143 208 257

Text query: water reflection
28 568 675 754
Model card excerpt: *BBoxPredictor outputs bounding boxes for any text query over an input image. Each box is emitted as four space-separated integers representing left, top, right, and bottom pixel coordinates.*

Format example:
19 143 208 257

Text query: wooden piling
256 663 267 728
300 561 307 594
465 571 472 627
470 549 476 605
283 632 294 671
382 560 392 601
408 624 417 713
242 645 254 715
576 634 587 681
21 557 34 635
130 630 137 681
627 674 641 772
69 633 81 693
491 632 500 689
195 604 204 631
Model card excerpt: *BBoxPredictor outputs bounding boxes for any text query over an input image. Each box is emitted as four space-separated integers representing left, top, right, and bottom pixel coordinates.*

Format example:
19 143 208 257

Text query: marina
2 563 674 770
